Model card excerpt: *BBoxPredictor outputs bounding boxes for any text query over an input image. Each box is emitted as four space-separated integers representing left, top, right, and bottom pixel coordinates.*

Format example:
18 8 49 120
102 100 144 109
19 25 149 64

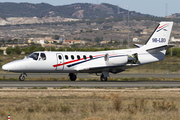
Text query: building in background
171 37 180 42
133 38 139 42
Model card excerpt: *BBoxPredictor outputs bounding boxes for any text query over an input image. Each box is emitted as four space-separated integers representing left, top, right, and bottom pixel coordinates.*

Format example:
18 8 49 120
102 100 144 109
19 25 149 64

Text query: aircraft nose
2 61 19 71
2 63 10 71
2 60 25 72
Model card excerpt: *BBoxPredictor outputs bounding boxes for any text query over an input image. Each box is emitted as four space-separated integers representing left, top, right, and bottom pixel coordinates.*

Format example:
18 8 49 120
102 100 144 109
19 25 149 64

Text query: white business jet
2 21 173 81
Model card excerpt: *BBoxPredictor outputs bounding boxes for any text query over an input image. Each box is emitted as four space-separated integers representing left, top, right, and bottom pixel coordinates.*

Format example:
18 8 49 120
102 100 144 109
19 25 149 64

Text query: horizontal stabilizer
146 44 174 51
165 44 174 49
134 44 143 48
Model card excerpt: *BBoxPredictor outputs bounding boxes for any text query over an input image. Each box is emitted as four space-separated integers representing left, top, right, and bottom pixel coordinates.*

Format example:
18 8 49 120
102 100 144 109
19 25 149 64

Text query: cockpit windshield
27 53 39 60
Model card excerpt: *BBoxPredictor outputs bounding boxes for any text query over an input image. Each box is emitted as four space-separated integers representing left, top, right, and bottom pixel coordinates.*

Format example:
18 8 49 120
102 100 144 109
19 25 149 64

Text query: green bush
6 47 11 55
14 46 21 54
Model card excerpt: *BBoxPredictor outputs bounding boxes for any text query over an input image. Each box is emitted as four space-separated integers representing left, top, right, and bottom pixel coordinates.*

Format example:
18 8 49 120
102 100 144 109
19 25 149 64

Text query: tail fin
144 21 173 50
137 22 173 64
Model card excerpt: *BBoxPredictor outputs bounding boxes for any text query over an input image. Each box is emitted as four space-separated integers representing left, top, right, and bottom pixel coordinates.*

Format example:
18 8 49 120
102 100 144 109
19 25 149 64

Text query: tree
29 45 36 53
123 40 127 45
0 39 5 44
38 47 45 51
103 25 112 30
94 37 103 43
21 47 30 54
13 39 18 44
7 39 12 43
47 47 56 51
6 47 12 55
14 46 21 54
0 49 3 54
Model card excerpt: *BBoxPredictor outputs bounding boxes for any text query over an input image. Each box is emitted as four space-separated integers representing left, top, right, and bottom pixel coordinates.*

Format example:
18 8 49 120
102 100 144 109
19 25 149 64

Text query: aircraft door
56 53 64 70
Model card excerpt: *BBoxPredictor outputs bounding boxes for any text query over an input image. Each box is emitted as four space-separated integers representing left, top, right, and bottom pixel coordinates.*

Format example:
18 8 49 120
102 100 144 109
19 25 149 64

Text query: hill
0 2 153 19
167 13 180 18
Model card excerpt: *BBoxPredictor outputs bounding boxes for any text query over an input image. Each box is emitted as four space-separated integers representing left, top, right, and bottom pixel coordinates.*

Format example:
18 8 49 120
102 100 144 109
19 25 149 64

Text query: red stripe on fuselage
52 54 105 67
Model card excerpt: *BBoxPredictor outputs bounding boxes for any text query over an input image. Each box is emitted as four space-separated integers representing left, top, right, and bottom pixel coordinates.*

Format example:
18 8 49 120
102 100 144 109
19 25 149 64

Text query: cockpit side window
40 53 46 60
27 53 39 60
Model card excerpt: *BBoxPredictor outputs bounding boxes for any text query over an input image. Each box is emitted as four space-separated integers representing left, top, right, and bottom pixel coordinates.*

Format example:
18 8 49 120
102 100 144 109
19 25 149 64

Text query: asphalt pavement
0 81 180 88
0 73 180 79
0 73 180 88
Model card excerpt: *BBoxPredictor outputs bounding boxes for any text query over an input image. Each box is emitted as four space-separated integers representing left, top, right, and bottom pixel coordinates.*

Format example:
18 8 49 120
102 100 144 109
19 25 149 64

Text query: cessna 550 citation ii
2 21 173 81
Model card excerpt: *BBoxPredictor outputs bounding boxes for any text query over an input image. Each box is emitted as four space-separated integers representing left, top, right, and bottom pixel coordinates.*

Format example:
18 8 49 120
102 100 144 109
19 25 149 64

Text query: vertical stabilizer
144 21 173 49
138 22 173 64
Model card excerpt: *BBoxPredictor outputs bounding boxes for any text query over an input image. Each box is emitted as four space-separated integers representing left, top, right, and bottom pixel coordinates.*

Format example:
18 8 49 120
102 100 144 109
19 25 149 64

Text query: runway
0 73 180 79
0 73 180 88
1 81 180 88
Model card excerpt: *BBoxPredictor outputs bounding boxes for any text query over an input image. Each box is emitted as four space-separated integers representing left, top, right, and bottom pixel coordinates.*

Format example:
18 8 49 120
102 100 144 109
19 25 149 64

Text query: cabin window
40 53 46 60
83 55 87 60
77 55 80 60
65 55 68 60
58 55 62 60
27 53 39 60
104 54 109 62
90 55 93 60
71 55 74 60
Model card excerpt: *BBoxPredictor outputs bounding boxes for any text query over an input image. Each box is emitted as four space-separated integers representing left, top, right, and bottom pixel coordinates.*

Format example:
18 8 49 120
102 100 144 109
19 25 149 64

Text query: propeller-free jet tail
2 21 173 81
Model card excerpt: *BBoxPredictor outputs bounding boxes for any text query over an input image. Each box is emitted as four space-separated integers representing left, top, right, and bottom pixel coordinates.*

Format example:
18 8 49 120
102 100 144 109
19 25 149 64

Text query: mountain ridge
0 2 153 19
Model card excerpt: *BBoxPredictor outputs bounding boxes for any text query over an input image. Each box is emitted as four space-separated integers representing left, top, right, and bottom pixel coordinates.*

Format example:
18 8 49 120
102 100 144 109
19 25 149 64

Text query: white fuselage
2 47 165 74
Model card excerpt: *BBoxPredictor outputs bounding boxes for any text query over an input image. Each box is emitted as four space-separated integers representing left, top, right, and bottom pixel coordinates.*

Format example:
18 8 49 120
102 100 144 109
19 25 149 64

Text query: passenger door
56 53 64 70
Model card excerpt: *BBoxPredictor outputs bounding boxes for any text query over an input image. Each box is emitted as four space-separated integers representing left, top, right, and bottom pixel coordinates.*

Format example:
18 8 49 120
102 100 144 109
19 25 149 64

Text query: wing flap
77 64 125 73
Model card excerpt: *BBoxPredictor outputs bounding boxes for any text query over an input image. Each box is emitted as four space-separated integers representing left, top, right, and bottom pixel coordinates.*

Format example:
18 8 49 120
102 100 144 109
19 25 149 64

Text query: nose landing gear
19 73 27 81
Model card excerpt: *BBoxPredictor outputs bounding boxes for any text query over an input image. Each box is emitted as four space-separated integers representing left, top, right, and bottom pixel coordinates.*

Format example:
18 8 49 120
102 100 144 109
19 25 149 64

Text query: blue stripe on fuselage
67 55 125 68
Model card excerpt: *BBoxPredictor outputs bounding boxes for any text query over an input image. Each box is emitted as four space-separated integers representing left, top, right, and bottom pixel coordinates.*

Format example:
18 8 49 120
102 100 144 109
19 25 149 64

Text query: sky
0 0 180 17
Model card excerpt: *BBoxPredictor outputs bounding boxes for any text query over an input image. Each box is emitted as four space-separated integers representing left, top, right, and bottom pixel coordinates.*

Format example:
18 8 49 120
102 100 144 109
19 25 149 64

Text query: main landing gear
19 73 27 81
100 74 107 81
96 73 108 81
69 73 77 81
68 73 107 81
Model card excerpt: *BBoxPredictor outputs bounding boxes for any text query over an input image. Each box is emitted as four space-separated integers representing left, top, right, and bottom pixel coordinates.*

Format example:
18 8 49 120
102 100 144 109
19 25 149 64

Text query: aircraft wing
76 55 139 73
76 64 126 73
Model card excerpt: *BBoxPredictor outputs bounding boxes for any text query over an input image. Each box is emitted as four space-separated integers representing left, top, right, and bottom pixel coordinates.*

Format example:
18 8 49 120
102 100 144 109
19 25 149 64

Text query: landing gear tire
19 74 25 81
69 73 77 81
100 74 107 81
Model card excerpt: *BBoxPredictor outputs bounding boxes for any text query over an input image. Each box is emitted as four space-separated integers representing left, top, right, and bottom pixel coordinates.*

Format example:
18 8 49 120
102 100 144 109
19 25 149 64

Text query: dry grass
0 88 180 120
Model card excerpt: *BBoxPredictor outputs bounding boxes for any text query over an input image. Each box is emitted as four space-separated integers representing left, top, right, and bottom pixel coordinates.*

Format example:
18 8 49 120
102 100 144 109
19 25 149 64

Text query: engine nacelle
104 53 128 66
